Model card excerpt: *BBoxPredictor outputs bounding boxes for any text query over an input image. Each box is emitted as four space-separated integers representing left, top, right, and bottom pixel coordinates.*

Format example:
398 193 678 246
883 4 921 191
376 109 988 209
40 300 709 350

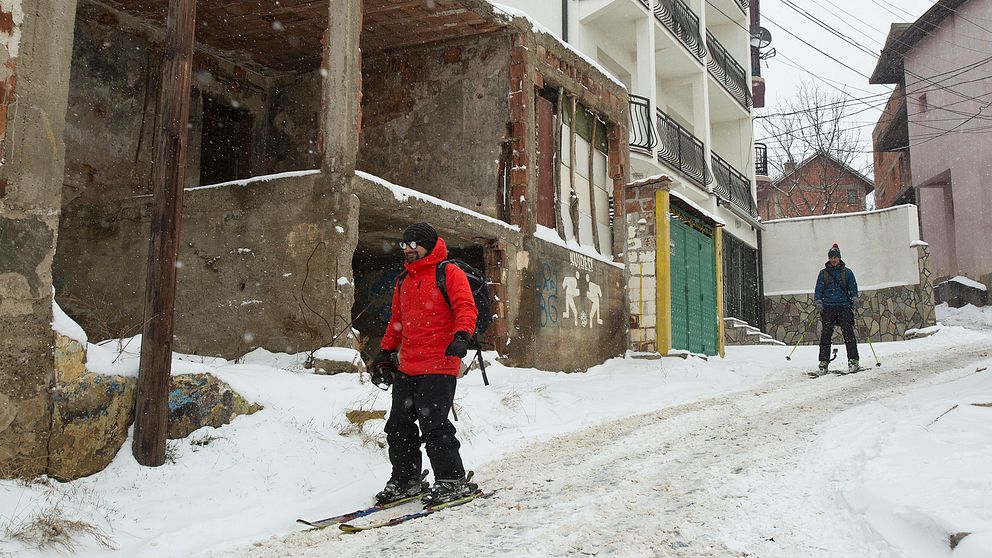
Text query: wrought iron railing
637 0 650 9
711 151 757 217
706 30 752 110
629 95 657 153
654 0 706 60
735 0 749 13
656 109 711 187
754 142 768 176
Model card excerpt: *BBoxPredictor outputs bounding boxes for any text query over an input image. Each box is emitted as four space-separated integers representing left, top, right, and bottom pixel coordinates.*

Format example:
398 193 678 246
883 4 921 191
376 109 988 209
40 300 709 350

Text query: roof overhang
870 0 970 84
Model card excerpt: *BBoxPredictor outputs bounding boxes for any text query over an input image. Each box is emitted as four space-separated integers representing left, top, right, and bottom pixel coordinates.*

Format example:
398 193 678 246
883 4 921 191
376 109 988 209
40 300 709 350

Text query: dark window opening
200 97 252 185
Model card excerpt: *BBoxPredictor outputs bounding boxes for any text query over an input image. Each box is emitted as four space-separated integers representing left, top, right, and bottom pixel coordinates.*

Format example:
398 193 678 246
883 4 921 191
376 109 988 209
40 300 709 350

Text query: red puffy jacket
381 237 478 376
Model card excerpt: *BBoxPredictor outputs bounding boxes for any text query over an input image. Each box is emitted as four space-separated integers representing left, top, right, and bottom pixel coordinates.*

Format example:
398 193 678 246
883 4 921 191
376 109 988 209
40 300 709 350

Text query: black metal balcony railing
657 109 711 187
706 31 752 110
654 0 706 60
629 95 657 153
754 142 768 176
711 152 758 218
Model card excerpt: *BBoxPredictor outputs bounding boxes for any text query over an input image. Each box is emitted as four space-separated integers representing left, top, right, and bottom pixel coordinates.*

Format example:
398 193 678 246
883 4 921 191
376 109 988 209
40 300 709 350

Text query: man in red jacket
370 222 479 506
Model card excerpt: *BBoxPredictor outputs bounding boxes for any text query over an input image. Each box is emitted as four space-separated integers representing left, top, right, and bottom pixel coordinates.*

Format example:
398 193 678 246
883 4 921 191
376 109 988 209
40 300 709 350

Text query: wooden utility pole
133 0 197 466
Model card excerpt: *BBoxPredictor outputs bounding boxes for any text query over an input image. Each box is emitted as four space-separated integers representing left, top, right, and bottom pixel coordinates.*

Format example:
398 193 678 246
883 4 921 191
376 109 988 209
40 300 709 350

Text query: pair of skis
807 366 871 378
296 489 495 533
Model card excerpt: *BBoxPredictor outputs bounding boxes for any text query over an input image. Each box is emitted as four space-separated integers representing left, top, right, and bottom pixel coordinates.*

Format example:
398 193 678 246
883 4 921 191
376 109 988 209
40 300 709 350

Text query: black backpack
396 259 492 347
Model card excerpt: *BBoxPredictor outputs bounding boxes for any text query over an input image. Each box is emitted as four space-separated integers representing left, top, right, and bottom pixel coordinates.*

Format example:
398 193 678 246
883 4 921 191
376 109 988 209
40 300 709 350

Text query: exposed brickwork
625 177 671 353
507 33 532 232
872 86 913 208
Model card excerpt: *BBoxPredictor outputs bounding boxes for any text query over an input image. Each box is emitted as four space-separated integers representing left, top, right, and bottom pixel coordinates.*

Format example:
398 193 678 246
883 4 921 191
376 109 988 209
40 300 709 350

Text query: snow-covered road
211 340 991 558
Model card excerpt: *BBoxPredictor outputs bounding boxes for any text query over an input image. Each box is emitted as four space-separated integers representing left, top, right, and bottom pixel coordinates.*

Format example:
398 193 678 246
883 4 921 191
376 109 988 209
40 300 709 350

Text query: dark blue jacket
814 262 858 308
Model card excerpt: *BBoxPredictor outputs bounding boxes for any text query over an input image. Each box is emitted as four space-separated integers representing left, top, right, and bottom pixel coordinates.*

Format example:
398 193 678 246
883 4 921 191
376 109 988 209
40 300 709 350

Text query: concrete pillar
0 0 79 477
321 0 362 178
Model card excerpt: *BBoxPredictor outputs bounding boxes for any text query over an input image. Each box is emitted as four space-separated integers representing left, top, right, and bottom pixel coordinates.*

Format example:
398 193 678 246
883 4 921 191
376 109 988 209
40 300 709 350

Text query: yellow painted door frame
655 190 672 355
655 188 726 358
715 226 726 358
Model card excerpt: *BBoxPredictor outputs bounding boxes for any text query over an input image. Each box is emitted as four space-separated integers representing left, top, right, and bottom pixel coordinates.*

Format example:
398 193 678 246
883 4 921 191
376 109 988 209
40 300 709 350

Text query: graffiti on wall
538 258 605 329
536 259 559 327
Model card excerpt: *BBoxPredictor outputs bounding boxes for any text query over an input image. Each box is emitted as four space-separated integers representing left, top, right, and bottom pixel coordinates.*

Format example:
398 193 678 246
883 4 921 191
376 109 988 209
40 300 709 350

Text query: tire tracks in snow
210 341 990 558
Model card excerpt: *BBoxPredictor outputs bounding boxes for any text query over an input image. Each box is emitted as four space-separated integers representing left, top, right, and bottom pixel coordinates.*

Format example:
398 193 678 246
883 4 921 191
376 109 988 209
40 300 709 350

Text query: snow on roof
534 225 624 269
355 170 520 231
910 240 929 247
487 2 628 91
945 276 988 292
669 189 726 227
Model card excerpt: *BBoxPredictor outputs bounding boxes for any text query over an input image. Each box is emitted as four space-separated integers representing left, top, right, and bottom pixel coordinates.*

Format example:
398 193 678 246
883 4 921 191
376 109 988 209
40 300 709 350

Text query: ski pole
785 311 819 361
475 348 490 386
861 314 882 367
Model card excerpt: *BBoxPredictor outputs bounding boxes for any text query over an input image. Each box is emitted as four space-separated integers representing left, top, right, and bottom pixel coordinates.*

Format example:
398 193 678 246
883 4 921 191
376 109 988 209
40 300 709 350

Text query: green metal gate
668 210 718 355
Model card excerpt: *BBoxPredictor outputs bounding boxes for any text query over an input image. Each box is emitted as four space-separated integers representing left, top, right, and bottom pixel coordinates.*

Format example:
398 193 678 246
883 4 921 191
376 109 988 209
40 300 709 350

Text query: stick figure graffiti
585 274 603 326
562 271 580 326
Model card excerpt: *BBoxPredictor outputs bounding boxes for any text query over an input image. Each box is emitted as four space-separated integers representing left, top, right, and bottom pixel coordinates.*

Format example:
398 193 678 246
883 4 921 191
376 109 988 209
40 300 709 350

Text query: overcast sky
754 0 939 174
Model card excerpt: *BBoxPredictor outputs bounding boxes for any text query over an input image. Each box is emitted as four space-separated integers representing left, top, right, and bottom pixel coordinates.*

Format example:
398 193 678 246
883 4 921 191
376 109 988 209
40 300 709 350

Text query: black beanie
827 243 841 258
403 222 438 253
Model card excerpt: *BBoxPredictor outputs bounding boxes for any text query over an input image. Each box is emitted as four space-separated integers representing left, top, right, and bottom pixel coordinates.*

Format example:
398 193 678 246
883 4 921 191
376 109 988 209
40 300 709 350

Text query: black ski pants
818 306 860 363
385 373 464 482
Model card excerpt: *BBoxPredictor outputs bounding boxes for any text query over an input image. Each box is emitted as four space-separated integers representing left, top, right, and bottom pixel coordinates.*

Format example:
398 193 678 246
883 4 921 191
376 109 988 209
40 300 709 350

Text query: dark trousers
385 373 464 482
818 306 860 362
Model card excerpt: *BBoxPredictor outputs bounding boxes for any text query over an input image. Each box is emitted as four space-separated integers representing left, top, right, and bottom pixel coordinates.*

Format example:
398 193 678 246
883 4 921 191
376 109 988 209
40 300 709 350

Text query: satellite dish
750 25 772 49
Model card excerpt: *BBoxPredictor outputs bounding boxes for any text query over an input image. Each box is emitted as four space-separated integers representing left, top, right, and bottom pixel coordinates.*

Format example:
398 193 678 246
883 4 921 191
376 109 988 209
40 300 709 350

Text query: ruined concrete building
1 0 630 476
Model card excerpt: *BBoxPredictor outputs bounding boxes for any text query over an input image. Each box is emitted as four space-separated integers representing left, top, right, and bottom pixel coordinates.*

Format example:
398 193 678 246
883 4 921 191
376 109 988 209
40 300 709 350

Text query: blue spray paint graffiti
536 259 559 327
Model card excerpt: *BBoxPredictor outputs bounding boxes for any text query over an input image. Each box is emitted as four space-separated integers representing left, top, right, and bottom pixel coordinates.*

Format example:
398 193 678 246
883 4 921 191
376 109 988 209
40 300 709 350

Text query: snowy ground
2 304 991 557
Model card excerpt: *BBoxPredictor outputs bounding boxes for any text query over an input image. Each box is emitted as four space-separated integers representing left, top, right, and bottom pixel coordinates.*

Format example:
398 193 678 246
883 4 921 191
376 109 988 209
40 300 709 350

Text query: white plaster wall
762 205 922 295
495 0 563 35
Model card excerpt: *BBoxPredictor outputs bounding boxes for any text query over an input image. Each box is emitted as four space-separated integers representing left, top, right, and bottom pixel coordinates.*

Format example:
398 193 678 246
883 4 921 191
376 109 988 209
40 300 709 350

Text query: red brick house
757 151 874 220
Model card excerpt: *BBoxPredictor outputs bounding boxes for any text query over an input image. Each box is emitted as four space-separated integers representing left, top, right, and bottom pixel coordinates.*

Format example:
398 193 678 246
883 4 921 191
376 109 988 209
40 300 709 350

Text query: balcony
711 151 757 218
754 142 768 176
706 31 752 110
654 0 706 60
657 109 711 187
629 95 657 153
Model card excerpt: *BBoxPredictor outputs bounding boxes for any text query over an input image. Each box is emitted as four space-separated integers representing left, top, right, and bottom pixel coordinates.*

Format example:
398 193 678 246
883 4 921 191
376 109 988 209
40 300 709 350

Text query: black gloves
445 331 471 358
370 349 398 388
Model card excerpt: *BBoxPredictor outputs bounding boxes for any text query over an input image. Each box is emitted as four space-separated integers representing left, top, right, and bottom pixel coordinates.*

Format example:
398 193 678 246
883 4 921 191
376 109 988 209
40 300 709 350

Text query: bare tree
759 81 870 217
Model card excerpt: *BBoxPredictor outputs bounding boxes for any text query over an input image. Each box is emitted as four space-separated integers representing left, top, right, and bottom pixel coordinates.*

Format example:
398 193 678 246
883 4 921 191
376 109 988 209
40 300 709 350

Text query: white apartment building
496 0 766 336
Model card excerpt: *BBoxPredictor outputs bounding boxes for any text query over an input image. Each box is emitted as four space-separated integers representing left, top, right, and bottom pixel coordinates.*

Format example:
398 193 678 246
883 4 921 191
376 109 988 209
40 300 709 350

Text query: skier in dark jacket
814 243 860 372
369 222 479 507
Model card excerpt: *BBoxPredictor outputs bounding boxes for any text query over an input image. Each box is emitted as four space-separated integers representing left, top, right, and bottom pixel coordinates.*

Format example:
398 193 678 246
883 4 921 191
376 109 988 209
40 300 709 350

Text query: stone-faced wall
55 173 358 358
522 237 627 371
0 0 78 477
764 245 936 344
359 34 511 218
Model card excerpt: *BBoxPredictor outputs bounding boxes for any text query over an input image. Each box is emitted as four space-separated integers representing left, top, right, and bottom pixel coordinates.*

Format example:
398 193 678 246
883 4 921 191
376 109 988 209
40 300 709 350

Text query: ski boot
375 470 429 505
818 361 829 372
847 359 860 373
421 471 479 507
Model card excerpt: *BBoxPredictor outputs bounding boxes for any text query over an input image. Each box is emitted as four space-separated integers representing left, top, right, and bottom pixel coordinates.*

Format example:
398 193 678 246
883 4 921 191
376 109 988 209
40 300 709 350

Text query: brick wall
624 177 670 352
